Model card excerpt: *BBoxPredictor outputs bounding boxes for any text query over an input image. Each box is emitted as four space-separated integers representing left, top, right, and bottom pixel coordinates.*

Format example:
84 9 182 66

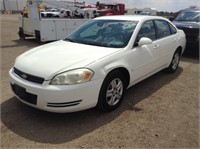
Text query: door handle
172 38 176 42
153 45 159 49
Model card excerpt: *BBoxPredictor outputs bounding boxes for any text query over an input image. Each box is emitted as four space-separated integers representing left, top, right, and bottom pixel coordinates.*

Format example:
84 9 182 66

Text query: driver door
127 20 162 83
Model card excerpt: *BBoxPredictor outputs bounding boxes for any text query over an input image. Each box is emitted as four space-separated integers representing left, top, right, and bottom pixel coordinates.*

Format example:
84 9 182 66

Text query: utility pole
3 0 6 12
16 0 18 12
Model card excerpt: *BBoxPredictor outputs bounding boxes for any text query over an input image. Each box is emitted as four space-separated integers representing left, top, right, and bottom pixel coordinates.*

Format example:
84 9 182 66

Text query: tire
97 70 126 112
18 27 25 40
166 49 180 73
35 30 41 44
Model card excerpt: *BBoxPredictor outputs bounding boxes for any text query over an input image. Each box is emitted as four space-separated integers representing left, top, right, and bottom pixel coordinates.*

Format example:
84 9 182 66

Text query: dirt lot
0 14 199 148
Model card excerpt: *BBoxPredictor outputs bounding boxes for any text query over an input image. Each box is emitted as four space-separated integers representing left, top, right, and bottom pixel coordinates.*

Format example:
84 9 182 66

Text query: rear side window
155 20 171 39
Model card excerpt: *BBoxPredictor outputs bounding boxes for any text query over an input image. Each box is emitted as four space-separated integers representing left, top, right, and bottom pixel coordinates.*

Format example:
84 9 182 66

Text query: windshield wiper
85 42 112 47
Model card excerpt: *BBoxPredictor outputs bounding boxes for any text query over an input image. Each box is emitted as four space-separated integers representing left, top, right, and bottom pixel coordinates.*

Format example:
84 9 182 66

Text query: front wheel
97 71 126 112
166 50 181 73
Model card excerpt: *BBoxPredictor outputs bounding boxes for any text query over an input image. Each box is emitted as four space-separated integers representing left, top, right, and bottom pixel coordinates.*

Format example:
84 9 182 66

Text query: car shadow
1 38 50 49
1 67 183 144
181 56 199 64
182 46 199 59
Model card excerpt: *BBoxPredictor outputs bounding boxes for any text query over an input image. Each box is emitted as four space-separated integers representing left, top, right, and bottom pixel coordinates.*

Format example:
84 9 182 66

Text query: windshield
104 5 118 10
65 20 137 48
175 11 200 22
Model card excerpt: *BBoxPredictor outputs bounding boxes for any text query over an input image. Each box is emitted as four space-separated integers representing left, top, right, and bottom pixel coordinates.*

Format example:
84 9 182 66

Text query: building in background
126 7 157 16
0 0 28 13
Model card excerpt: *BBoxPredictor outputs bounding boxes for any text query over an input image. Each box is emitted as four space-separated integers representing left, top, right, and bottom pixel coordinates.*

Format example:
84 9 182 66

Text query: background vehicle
19 0 92 43
172 7 200 54
139 11 151 15
41 8 60 17
97 3 125 16
10 16 186 113
126 7 157 16
138 11 157 16
41 8 73 18
19 0 126 43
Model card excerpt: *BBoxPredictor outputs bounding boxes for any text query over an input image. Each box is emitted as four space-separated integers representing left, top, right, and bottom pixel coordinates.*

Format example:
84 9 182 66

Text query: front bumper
9 68 104 113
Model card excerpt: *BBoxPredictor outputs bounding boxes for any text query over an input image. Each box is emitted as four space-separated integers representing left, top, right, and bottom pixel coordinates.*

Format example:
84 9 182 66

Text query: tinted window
137 21 156 41
80 23 99 37
155 20 171 39
169 23 177 34
175 11 200 22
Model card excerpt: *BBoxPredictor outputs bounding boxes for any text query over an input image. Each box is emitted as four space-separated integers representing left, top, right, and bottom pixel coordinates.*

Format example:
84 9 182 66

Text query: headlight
50 68 94 85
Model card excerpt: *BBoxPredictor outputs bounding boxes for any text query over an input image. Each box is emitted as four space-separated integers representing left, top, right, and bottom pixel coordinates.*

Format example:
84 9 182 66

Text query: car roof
94 15 167 22
181 7 200 12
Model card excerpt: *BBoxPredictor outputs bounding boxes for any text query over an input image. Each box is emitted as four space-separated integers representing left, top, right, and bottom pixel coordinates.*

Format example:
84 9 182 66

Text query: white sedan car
9 15 186 113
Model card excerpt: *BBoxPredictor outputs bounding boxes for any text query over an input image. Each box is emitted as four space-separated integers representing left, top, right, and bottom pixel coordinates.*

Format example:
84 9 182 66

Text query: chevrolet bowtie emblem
21 74 27 79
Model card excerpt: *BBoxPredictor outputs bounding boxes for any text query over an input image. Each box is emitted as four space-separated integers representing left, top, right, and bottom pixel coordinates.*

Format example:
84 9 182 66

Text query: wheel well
107 67 130 87
177 46 182 55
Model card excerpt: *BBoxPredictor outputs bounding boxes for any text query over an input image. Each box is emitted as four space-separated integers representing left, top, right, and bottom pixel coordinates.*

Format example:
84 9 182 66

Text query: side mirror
138 37 153 46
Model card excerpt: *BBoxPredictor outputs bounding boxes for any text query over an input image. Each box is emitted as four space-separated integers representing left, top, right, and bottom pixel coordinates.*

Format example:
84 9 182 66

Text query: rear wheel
97 71 126 112
35 30 41 44
18 27 25 40
166 50 180 73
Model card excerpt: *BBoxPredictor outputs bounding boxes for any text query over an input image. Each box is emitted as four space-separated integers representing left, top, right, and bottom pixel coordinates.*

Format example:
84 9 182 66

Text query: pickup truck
41 8 70 18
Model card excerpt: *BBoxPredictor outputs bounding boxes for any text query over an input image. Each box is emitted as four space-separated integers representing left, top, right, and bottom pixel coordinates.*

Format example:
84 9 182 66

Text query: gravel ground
0 14 199 148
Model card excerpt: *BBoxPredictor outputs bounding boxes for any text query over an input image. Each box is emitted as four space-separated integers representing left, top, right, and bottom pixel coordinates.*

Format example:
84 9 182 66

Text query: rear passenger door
154 20 178 65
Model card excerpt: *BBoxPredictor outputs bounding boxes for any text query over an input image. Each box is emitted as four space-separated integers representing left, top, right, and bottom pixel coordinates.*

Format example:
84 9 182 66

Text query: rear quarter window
169 23 177 34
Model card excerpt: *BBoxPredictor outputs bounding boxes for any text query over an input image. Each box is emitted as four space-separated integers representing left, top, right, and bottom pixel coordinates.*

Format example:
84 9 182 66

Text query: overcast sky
84 0 199 12
0 0 199 12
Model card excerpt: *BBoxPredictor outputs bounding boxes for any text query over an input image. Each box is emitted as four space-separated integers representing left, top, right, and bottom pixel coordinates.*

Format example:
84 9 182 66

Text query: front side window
66 20 138 48
155 20 171 39
137 21 156 41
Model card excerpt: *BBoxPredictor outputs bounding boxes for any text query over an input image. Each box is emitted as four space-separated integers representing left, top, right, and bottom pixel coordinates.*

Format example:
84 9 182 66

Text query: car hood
173 21 200 29
14 40 121 79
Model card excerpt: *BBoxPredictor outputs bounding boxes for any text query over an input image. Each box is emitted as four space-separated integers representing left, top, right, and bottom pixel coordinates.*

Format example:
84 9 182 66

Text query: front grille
47 100 82 108
11 84 37 105
13 67 45 84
